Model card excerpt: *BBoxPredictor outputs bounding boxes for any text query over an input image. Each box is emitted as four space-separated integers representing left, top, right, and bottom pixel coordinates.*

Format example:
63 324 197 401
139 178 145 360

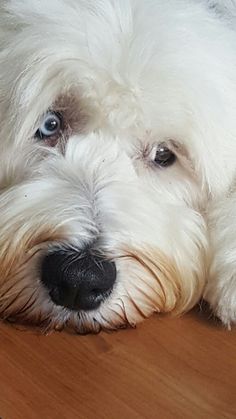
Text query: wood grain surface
0 306 235 419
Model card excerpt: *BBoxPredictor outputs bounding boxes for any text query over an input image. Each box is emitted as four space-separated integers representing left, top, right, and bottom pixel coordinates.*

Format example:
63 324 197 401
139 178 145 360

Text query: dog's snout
41 249 116 311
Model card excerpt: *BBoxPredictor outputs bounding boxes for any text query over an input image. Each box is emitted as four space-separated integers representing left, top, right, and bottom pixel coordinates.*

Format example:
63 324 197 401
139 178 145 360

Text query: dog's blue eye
154 144 176 167
36 112 62 139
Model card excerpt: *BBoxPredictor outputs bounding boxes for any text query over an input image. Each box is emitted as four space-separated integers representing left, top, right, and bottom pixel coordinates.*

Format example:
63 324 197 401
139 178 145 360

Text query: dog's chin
1 245 205 334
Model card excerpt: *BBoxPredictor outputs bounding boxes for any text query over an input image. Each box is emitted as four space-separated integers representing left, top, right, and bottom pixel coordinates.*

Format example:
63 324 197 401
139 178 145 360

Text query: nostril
41 249 116 311
90 285 113 300
92 288 105 295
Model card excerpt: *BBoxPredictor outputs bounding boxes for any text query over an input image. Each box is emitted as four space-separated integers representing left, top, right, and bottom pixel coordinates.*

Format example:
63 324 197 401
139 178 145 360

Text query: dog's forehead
52 93 169 163
0 1 204 140
1 0 236 196
0 1 211 161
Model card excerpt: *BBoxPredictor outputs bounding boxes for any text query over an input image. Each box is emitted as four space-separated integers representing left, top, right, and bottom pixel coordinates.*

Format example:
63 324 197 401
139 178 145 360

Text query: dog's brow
53 92 90 135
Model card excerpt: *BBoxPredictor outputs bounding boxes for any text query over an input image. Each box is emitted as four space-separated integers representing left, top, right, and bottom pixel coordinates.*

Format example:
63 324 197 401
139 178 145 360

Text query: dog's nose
41 250 116 311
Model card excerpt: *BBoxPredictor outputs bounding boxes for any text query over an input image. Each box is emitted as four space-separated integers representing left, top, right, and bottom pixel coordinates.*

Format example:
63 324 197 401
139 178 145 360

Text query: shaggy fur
0 0 236 333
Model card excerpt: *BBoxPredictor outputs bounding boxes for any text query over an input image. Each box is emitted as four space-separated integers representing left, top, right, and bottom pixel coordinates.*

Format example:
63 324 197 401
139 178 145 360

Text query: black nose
41 249 116 311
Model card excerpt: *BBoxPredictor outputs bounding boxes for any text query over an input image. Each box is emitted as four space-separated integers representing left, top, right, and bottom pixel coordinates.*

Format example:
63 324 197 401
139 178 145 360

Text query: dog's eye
36 111 63 140
154 143 176 167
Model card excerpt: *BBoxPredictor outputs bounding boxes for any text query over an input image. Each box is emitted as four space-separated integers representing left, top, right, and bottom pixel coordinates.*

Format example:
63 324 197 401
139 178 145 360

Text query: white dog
0 0 236 333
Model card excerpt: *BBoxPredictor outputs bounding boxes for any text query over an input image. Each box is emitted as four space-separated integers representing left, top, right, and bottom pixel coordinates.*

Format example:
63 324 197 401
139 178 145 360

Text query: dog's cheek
107 247 206 326
0 224 65 326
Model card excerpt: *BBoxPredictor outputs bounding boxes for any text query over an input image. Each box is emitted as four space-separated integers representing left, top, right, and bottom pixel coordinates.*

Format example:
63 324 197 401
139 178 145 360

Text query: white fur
0 0 235 332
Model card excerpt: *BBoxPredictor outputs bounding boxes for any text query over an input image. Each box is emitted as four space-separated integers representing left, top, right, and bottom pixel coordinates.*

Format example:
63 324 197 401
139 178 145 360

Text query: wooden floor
0 306 235 419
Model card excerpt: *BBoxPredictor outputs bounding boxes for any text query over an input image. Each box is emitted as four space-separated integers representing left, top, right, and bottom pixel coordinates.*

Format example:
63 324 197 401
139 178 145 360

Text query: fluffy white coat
0 0 235 332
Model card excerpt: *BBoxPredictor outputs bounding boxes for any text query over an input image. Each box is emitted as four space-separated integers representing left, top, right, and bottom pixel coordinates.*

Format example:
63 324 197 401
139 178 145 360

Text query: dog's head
0 0 235 333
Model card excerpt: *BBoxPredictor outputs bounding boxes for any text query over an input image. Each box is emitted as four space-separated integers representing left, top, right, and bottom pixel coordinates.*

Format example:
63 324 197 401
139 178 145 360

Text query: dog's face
1 0 235 333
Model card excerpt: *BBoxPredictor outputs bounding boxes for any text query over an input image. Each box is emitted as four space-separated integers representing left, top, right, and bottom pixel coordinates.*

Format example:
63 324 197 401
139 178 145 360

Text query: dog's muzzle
41 249 116 311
